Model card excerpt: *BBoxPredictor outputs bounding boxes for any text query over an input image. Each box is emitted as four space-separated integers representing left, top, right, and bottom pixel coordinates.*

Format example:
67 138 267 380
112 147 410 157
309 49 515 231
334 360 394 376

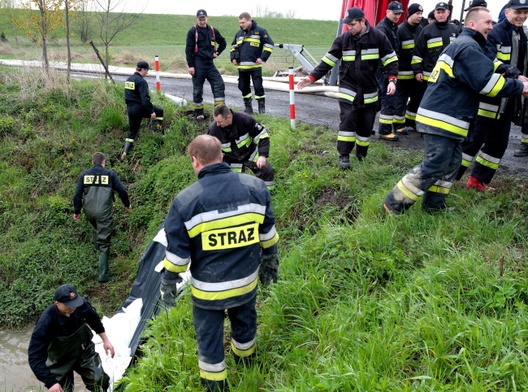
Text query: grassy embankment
2 10 528 392
0 8 336 75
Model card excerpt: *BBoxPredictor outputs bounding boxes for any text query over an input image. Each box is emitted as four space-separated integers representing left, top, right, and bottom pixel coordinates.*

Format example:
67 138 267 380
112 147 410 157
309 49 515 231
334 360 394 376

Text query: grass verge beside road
1 66 528 390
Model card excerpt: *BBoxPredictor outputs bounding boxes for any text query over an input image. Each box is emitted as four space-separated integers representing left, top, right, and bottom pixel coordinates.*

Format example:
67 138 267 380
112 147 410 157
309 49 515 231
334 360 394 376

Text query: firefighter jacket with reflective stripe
309 22 398 106
28 300 104 389
207 110 270 163
482 19 528 123
73 164 130 216
397 20 423 77
230 20 274 70
124 72 153 112
185 24 227 67
163 162 279 310
412 21 458 79
416 28 524 140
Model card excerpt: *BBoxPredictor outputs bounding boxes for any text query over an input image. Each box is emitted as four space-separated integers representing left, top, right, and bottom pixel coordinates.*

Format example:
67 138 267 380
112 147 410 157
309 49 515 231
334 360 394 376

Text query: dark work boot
514 143 528 157
151 118 163 133
257 99 266 114
120 140 133 161
98 254 112 283
243 98 254 114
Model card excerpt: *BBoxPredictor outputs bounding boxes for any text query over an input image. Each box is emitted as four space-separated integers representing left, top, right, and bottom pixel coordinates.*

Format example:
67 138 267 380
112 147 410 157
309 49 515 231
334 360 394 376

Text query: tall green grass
2 66 528 390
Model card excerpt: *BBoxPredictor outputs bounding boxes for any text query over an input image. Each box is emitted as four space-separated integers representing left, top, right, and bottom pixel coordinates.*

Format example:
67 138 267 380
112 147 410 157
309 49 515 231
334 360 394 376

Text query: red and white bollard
289 67 296 130
155 55 161 92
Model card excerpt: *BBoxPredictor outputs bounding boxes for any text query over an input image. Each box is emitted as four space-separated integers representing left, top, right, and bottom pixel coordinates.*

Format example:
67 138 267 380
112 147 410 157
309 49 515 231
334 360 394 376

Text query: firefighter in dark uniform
394 3 424 134
297 7 398 170
230 12 274 114
185 9 227 121
121 61 164 161
73 152 131 282
383 8 528 215
456 0 528 191
376 1 404 141
159 134 279 392
412 2 458 110
207 104 275 189
28 284 115 392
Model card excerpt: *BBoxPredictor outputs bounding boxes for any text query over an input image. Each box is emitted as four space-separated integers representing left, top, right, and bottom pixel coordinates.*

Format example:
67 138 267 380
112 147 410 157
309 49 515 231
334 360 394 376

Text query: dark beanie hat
407 3 424 17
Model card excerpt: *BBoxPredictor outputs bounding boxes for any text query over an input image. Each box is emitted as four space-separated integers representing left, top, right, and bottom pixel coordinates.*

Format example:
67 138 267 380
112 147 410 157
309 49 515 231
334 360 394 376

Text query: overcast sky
138 0 508 22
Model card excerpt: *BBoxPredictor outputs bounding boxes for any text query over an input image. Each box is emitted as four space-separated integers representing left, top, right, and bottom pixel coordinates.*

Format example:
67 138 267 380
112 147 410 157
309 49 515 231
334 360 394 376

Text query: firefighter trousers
457 112 511 184
126 103 164 141
384 131 462 213
192 57 226 113
194 296 257 390
238 68 264 99
337 100 377 159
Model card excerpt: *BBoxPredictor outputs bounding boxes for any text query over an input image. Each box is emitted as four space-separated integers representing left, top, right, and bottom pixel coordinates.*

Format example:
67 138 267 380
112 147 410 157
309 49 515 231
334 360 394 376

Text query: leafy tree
15 0 64 70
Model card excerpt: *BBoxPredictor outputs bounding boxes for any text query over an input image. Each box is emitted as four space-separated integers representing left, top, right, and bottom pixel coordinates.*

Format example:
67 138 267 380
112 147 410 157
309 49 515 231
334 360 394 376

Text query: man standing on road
185 9 227 122
376 1 405 141
383 7 528 215
121 61 164 161
230 12 274 114
159 134 279 392
208 104 275 189
73 152 132 282
412 2 458 110
393 3 424 135
297 7 398 170
457 0 528 191
28 284 115 392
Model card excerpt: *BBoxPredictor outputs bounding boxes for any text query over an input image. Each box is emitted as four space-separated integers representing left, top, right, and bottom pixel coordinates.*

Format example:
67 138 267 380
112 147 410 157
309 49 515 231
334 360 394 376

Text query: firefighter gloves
259 252 279 286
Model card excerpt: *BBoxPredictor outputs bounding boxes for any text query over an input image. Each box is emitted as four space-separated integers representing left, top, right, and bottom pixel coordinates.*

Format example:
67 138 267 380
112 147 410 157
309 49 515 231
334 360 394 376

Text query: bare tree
93 0 144 70
285 9 296 19
74 0 93 43
0 0 20 41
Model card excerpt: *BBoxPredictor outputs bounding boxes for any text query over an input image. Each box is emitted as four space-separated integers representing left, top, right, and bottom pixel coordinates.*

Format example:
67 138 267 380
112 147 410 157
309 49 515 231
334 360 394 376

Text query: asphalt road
105 72 528 177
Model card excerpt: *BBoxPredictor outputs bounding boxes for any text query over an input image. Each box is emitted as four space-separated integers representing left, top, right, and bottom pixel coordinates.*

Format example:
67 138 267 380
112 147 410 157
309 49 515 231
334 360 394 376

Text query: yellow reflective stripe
337 130 356 143
476 152 500 169
199 360 227 382
163 256 189 273
428 185 450 194
397 180 419 201
231 337 256 357
416 113 468 137
382 54 398 66
342 55 356 61
188 213 265 238
191 275 258 301
481 74 506 98
364 95 378 104
124 81 135 90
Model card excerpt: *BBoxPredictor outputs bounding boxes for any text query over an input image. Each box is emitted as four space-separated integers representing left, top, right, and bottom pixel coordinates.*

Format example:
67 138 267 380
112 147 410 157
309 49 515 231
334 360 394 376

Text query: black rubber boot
257 99 265 114
98 253 112 283
244 98 253 114
120 140 133 161
514 143 528 157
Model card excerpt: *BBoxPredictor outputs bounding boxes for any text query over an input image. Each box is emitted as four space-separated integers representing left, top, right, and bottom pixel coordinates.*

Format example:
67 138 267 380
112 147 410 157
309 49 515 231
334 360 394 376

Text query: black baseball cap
464 0 487 11
387 1 404 13
54 284 84 308
343 7 365 24
506 0 528 9
136 61 150 70
435 2 449 10
196 9 207 18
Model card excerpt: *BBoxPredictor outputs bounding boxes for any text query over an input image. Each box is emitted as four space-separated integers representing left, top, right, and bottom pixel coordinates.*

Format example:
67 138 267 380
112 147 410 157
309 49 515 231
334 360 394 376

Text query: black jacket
376 16 400 52
397 20 423 77
230 20 274 70
416 28 523 140
185 24 227 66
309 22 398 106
412 21 458 79
28 300 105 388
124 71 153 112
207 110 270 162
162 162 279 310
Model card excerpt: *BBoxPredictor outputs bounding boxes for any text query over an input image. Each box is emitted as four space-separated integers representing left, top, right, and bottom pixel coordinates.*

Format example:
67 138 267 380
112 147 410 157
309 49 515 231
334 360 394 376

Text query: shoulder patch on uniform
177 182 204 206
239 173 265 190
